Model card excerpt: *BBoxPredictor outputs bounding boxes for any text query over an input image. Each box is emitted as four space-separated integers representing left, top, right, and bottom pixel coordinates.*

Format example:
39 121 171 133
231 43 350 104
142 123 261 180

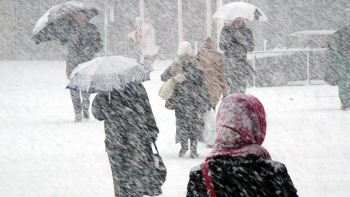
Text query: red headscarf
208 94 271 159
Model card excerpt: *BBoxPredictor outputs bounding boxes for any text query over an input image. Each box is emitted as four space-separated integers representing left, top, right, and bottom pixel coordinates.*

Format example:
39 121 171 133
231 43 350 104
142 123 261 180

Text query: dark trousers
224 58 251 94
144 55 156 70
70 90 90 119
180 137 198 154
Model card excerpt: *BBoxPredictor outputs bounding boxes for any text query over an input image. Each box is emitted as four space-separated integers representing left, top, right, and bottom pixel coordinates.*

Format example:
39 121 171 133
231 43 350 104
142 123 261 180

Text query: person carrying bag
159 65 186 111
160 41 211 158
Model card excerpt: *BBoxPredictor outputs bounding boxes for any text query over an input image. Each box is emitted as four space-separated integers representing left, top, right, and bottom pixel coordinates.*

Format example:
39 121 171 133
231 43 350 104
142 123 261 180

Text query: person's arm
217 55 229 97
91 93 109 121
137 84 159 141
242 28 255 52
186 168 208 197
90 24 103 54
219 27 230 52
271 163 299 197
197 65 211 110
161 64 173 82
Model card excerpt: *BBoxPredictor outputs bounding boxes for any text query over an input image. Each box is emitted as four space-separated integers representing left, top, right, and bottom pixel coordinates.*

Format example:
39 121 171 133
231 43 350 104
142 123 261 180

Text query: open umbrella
66 56 151 94
32 1 98 44
213 2 267 22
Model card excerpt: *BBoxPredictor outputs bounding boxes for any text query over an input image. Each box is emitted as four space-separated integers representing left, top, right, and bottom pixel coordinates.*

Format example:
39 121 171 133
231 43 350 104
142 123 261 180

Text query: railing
249 48 328 87
193 43 328 87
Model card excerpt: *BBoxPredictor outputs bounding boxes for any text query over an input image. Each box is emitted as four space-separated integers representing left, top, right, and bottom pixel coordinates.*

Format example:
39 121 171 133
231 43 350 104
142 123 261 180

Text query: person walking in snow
219 18 255 94
327 26 350 110
60 11 103 122
198 37 228 108
128 17 158 69
91 83 162 197
197 37 228 147
186 94 299 197
161 41 211 158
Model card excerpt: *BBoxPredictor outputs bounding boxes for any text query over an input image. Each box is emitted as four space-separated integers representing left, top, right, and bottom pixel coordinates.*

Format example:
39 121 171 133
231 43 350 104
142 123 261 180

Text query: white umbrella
66 56 151 93
213 2 267 22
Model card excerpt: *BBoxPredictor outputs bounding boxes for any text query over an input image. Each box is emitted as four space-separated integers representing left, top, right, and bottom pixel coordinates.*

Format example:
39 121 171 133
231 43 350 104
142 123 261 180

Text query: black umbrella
32 1 98 45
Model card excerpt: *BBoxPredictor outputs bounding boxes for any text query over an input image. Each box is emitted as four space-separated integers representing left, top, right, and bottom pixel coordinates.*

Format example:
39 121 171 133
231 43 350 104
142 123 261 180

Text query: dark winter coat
219 23 255 93
219 23 254 60
328 26 350 100
61 21 103 78
187 155 298 197
91 84 162 197
161 55 211 143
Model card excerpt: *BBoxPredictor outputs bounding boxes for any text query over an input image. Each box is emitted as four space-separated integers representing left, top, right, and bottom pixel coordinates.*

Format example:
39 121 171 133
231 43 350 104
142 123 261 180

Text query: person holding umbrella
219 18 255 94
32 2 103 122
92 84 162 197
61 11 103 122
67 55 164 196
214 2 268 94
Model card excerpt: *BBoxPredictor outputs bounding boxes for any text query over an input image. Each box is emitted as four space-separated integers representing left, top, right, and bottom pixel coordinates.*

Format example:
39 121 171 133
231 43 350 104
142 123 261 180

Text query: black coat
62 22 103 78
161 56 211 143
92 84 161 197
219 23 254 60
219 24 255 92
187 155 298 197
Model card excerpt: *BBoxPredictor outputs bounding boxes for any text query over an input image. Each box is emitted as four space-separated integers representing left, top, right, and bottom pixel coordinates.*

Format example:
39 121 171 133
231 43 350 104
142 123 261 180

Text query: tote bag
158 78 175 100
152 142 167 186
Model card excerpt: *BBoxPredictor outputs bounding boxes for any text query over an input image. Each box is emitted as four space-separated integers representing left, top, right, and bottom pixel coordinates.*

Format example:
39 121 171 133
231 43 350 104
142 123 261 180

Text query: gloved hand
173 74 186 83
151 134 158 142
233 31 243 43
207 104 212 111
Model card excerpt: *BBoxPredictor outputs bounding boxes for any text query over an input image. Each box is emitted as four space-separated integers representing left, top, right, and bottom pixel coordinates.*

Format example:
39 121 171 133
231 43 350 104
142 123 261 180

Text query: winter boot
341 98 350 111
74 113 82 123
74 116 82 122
83 110 89 119
179 147 188 157
190 151 199 159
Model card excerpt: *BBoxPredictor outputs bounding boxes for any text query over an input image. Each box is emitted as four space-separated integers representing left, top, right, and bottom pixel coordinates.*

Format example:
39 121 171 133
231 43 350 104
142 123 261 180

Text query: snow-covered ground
1 60 350 197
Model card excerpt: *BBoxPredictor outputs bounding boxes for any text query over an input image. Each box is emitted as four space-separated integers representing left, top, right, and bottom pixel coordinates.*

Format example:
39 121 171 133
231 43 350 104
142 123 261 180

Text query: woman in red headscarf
186 94 298 197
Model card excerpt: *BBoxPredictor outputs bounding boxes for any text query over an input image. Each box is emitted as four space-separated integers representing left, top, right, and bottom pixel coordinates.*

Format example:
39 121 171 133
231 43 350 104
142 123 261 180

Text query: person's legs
81 91 90 119
144 55 156 70
225 58 249 94
179 137 188 157
190 138 198 158
70 89 82 122
341 98 350 110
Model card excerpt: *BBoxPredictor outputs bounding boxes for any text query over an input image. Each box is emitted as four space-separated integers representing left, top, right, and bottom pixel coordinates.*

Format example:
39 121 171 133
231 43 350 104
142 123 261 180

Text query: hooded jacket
186 94 298 197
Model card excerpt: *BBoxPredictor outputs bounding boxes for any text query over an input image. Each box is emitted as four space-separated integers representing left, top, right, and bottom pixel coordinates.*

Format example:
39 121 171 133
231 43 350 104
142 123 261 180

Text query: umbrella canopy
213 2 267 22
32 1 98 44
66 56 151 94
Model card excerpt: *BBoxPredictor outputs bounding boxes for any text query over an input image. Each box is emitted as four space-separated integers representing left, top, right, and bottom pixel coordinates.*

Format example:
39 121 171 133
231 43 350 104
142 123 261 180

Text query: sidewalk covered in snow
1 60 350 196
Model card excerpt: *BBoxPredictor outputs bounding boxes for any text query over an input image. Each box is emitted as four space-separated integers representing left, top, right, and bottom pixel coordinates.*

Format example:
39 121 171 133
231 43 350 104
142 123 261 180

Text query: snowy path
1 60 350 196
